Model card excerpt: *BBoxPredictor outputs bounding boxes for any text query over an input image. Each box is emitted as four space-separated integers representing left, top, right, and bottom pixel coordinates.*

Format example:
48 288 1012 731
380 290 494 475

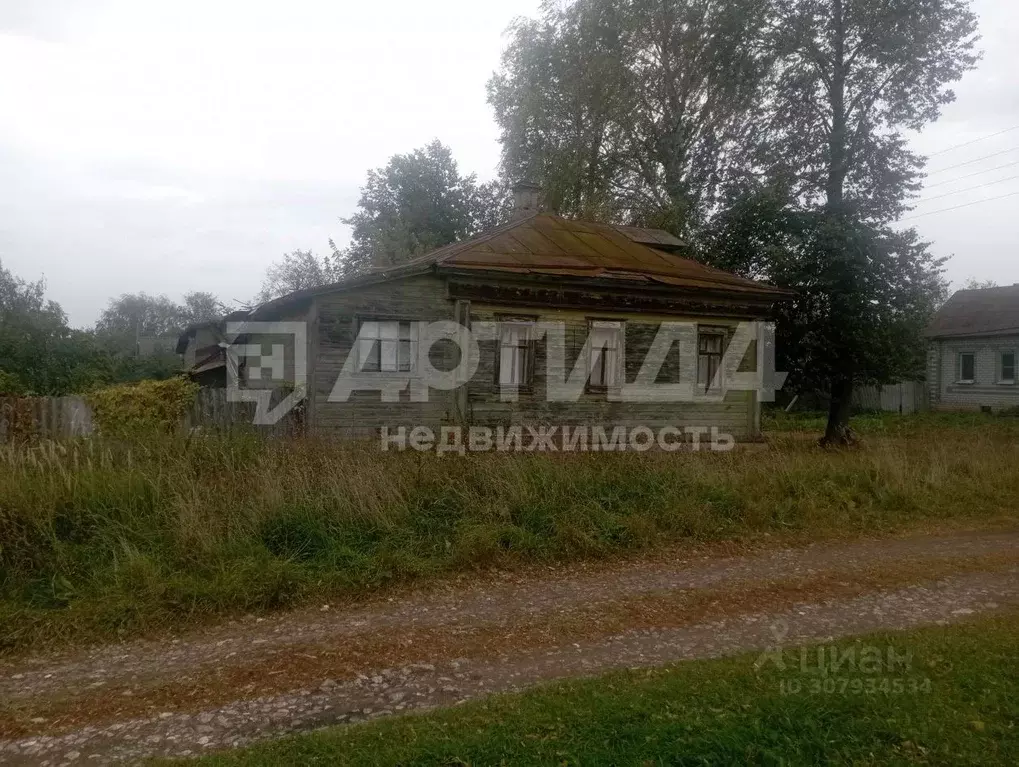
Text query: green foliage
335 140 509 278
256 141 508 299
704 193 948 392
0 369 26 396
768 0 980 221
197 614 1019 766
95 291 223 341
85 377 200 437
1 260 221 395
256 249 340 304
1 418 1017 651
92 291 224 379
0 259 114 395
489 0 979 440
753 0 978 441
964 277 999 290
487 0 775 232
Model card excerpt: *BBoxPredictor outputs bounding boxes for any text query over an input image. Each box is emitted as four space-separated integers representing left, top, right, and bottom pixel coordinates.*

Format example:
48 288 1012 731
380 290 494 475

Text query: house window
1001 351 1016 383
697 328 727 390
357 320 416 372
588 320 622 388
958 352 975 383
498 322 534 387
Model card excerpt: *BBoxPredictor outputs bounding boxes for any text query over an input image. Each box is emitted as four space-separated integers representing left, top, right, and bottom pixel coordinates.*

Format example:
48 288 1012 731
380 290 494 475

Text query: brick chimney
511 182 543 219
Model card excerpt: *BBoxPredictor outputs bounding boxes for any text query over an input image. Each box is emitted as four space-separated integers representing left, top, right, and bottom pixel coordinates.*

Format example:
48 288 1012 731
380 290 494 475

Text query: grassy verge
2 417 1018 652
193 612 1019 766
762 407 1019 434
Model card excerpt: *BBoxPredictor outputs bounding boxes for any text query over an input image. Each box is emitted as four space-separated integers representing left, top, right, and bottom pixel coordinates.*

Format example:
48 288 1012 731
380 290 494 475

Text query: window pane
699 334 723 354
588 326 620 387
359 320 416 372
1003 352 1015 380
604 348 617 385
590 349 605 386
697 355 709 387
499 324 531 386
359 338 379 371
500 345 524 385
961 354 975 381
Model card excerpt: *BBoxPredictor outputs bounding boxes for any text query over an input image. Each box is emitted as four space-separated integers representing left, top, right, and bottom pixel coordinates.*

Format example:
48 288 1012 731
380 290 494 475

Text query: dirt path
2 529 1018 764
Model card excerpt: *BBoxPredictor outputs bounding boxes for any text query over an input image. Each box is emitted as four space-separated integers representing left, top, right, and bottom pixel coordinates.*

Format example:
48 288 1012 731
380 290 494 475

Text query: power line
925 124 1019 158
917 172 1019 204
925 159 1019 189
927 146 1019 176
901 189 1019 221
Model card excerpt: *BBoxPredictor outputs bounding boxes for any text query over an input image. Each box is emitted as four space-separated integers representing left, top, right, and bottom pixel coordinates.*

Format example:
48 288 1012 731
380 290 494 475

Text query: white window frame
957 351 976 384
999 350 1016 385
587 320 623 390
357 319 417 373
497 320 534 388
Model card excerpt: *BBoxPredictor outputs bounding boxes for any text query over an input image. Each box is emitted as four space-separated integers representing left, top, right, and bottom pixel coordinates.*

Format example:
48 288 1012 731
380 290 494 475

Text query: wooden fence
0 389 302 443
852 381 928 414
0 396 94 442
184 388 304 438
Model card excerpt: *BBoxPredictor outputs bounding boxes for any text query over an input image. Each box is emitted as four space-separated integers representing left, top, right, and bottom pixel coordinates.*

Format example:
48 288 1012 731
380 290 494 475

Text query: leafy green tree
762 0 978 444
94 293 185 349
336 140 509 277
962 277 998 290
256 250 340 304
180 291 225 326
0 260 112 395
488 0 775 234
703 189 947 398
93 291 226 381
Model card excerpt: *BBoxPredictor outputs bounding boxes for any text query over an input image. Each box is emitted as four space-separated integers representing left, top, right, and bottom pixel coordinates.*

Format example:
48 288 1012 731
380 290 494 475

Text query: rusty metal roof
253 213 789 319
421 213 787 297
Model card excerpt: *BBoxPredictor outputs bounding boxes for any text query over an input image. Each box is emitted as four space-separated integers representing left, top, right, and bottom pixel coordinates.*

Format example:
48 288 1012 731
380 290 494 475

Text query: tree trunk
819 0 855 448
822 372 857 446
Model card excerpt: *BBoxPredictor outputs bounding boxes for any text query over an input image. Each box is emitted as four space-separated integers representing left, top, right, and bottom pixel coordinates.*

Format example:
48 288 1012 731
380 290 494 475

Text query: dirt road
2 529 1017 764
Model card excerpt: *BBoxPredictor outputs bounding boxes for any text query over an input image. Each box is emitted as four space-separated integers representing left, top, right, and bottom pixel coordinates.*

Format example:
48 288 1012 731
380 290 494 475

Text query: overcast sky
1 0 1017 328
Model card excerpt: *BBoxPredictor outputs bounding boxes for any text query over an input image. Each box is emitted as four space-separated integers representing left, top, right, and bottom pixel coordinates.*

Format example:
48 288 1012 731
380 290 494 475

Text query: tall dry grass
2 416 1017 651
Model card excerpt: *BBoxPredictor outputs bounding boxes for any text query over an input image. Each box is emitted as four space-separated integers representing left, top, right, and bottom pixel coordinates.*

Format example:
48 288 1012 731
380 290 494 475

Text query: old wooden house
226 186 791 443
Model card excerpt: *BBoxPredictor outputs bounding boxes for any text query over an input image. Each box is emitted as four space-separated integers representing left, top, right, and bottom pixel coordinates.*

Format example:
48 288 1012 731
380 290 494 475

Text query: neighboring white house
925 285 1019 411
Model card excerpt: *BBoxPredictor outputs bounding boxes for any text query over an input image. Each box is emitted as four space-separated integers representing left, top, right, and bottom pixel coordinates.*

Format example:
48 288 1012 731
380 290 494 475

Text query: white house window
498 322 534 387
358 320 416 373
697 329 727 390
588 321 622 388
1001 351 1016 384
958 352 975 383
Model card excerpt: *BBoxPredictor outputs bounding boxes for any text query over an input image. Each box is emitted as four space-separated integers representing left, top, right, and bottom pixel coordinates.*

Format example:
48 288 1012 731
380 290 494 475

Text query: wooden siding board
306 274 759 440
467 305 755 439
312 274 457 436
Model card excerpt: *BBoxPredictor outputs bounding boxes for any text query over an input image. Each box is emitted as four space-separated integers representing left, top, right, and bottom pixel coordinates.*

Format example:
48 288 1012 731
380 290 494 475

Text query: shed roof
926 285 1019 339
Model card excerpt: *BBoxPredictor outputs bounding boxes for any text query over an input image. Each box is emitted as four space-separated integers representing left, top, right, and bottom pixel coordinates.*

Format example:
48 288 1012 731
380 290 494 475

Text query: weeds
1 417 1018 652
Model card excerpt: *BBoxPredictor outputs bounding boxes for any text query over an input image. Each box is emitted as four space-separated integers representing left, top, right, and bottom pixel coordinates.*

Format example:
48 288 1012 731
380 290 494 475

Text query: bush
86 377 199 438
